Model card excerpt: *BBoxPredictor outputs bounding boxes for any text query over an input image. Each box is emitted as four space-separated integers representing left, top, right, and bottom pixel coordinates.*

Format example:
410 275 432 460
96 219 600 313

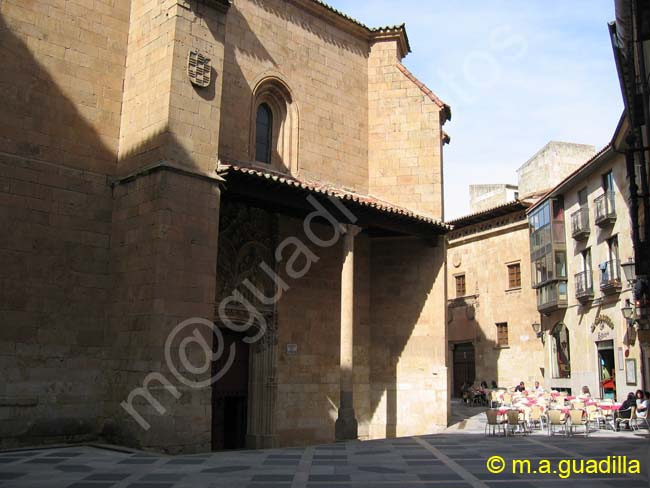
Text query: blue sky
325 0 623 219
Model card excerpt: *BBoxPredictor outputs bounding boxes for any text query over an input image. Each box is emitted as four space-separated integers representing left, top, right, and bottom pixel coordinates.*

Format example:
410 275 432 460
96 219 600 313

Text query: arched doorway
212 201 278 450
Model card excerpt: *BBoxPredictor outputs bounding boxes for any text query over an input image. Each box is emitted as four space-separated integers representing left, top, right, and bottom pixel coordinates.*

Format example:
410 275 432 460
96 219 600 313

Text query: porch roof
217 161 450 239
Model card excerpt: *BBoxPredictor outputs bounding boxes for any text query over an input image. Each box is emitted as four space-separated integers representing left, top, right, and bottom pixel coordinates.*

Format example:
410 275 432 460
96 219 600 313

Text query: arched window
250 76 298 173
550 323 571 379
255 103 273 164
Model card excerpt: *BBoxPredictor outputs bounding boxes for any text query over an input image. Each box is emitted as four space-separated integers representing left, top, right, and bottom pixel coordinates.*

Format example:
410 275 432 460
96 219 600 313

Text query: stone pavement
1 433 648 488
1 403 648 488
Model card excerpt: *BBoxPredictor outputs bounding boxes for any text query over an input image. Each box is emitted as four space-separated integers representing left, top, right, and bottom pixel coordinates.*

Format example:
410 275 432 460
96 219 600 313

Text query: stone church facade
0 0 450 452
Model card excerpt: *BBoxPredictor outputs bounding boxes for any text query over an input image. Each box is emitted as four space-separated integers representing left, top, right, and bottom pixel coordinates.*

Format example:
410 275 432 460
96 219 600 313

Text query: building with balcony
525 140 644 399
609 0 650 393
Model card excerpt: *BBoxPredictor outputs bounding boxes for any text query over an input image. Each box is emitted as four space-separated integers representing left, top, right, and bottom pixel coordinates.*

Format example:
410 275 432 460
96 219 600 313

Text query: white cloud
325 0 623 219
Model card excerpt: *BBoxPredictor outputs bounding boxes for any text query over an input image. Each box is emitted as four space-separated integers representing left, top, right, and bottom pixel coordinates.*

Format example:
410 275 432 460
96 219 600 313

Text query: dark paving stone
267 455 302 459
46 451 83 457
0 458 21 463
0 473 25 480
604 481 650 488
306 485 351 488
247 484 291 488
0 451 38 457
351 484 468 488
119 458 158 464
68 483 115 488
308 474 351 482
126 484 174 488
401 454 434 459
263 460 300 466
140 473 185 482
485 483 539 488
56 465 93 472
313 455 347 460
312 460 348 466
25 457 66 464
448 453 485 459
86 473 131 481
474 472 523 481
202 466 250 473
251 474 294 482
405 460 443 466
352 449 391 456
358 466 405 474
165 458 205 465
418 473 463 481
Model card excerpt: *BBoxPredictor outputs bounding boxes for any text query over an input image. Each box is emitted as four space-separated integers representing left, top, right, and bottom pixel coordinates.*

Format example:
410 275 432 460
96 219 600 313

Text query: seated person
460 382 470 403
491 380 498 389
637 391 650 418
579 385 591 398
617 392 637 429
514 381 526 393
635 389 644 407
534 381 544 393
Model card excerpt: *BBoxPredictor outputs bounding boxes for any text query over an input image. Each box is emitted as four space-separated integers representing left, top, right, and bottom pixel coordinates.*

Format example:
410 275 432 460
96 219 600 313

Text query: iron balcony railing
574 270 593 300
570 207 590 240
599 259 621 293
594 192 616 226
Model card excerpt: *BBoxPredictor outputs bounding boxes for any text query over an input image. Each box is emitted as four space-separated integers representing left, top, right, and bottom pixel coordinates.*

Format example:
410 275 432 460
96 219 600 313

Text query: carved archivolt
216 201 279 448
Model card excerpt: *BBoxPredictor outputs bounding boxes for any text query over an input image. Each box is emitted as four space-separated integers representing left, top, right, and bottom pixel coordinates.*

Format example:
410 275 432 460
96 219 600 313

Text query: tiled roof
217 161 451 231
396 63 451 122
306 1 412 53
308 0 370 30
447 200 531 228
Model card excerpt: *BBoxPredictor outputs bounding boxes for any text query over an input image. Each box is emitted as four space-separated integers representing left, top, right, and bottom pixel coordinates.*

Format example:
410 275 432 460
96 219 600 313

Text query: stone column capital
342 224 362 238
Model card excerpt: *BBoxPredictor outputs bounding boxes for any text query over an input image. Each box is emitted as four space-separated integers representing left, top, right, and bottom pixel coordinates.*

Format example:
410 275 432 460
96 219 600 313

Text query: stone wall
118 0 176 171
368 42 445 219
0 0 450 452
105 168 220 453
0 0 128 448
447 212 544 390
118 0 226 174
469 184 518 214
369 237 447 438
517 142 596 198
0 154 113 448
218 0 370 192
0 0 130 174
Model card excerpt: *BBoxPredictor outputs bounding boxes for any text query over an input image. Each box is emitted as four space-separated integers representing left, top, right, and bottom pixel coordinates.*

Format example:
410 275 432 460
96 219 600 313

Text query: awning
217 161 450 239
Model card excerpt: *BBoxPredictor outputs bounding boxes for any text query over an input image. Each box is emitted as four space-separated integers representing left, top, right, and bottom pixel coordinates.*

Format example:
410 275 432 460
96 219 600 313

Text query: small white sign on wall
286 343 298 355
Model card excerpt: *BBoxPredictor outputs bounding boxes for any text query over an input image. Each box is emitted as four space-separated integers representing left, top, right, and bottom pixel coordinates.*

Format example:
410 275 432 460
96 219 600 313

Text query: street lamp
622 298 635 321
531 321 544 344
621 258 636 285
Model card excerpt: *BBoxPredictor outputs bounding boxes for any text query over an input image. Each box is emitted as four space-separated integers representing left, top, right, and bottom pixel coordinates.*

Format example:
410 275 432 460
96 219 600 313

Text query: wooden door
452 343 475 398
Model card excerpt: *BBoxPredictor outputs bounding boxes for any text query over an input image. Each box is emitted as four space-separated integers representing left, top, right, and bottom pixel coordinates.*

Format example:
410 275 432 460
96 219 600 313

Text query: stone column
335 224 361 441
